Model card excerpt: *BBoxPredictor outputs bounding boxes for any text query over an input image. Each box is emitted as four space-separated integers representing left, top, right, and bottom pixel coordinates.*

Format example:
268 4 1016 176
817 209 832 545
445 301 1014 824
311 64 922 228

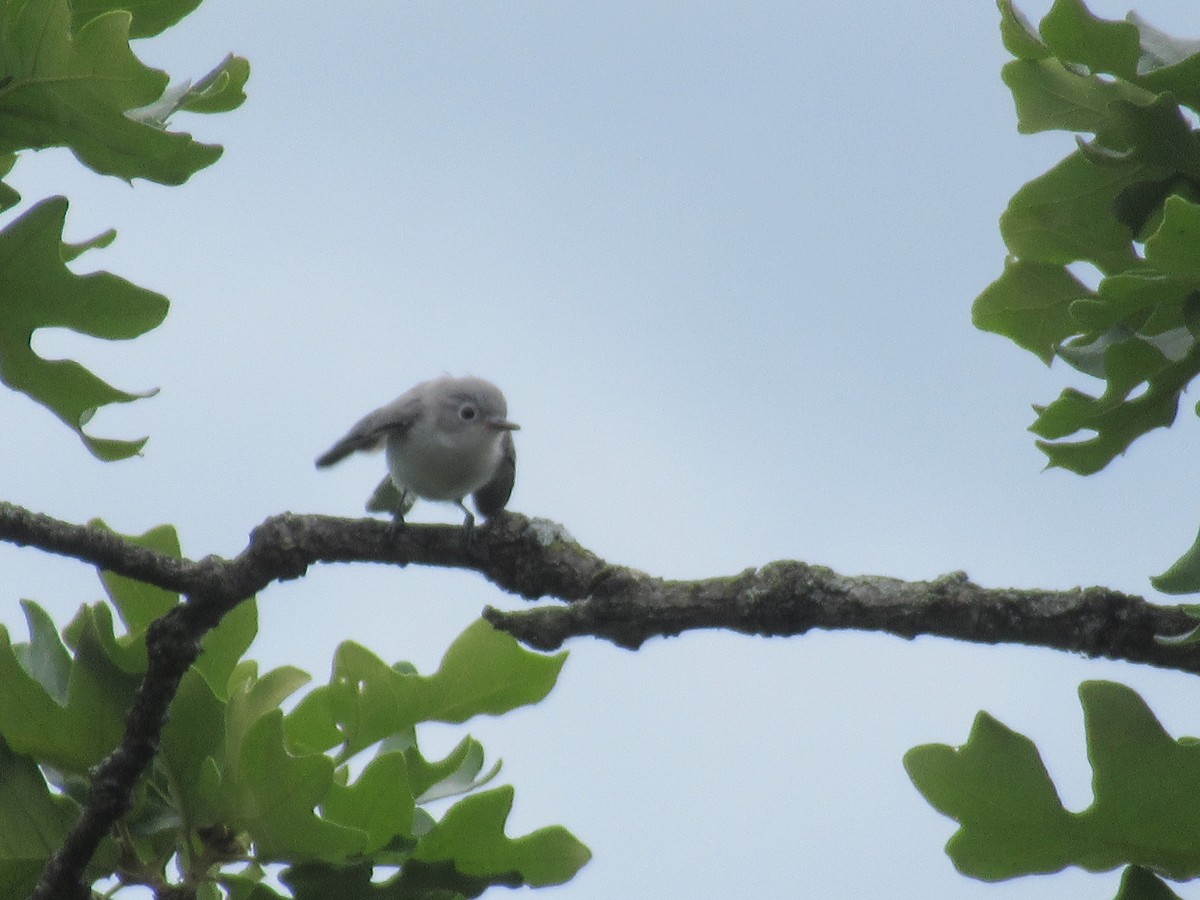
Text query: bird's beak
488 418 520 431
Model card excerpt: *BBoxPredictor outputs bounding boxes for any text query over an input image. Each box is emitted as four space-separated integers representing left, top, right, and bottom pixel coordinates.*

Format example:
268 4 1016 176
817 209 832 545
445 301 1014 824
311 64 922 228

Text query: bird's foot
389 511 407 537
456 501 477 542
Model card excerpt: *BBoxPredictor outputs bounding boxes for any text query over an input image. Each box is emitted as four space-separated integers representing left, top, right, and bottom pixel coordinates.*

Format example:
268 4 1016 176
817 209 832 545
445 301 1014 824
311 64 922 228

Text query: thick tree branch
1 500 1198 898
482 564 1200 668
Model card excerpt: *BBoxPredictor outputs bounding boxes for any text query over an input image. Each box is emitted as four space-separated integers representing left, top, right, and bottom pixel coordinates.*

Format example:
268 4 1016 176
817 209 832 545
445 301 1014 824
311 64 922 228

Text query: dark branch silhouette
1 500 1197 898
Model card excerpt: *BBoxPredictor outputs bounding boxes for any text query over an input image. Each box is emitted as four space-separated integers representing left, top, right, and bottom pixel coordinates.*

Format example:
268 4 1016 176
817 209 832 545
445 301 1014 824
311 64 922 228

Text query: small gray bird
316 375 518 529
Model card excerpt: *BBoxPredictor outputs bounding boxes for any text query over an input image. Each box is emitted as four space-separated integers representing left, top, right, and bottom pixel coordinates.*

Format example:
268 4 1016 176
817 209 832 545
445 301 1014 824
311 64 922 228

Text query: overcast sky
6 1 1200 897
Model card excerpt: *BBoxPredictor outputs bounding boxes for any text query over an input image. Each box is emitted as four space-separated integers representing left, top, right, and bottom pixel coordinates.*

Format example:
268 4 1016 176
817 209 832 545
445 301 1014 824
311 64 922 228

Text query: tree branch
482 563 1200 668
0 500 1197 897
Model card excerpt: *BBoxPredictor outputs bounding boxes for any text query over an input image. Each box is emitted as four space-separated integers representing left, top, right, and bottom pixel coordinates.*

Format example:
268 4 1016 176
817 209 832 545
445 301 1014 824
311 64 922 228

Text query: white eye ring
459 404 477 421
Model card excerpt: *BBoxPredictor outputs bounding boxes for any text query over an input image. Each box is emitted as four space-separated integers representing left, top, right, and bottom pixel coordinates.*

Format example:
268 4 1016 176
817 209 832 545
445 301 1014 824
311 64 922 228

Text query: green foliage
0 0 248 458
0 524 587 898
906 681 1200 890
1 0 218 180
281 786 591 900
0 1 583 897
0 3 587 893
70 0 203 40
0 737 97 895
902 7 1200 898
0 197 168 460
976 0 1200 590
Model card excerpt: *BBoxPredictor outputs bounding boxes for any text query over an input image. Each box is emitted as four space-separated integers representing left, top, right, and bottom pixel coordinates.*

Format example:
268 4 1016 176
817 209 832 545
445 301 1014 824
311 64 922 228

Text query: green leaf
1002 59 1135 136
61 226 115 262
1133 14 1200 110
0 602 138 773
266 624 581 895
226 665 311 779
1081 682 1200 878
1030 331 1200 474
0 197 168 459
121 781 183 870
1145 195 1200 277
179 53 250 114
414 618 566 723
95 522 181 632
411 736 500 804
283 802 585 899
255 733 585 895
1153 528 1200 594
0 738 82 898
999 151 1139 272
1039 0 1140 80
91 520 258 693
997 0 1049 61
323 620 566 760
282 858 486 900
159 668 227 825
63 598 146 674
69 0 202 39
412 786 591 888
200 662 362 850
973 258 1090 363
905 709 1075 879
907 681 1200 880
1105 94 1200 178
320 751 415 854
1068 273 1189 333
1114 866 1185 900
0 0 222 183
1002 64 1200 211
1113 177 1189 243
62 522 247 688
126 53 250 126
233 712 365 862
195 598 257 700
373 727 501 805
282 685 343 757
1055 327 1125 378
63 600 143 716
0 151 19 212
322 643 409 759
13 599 71 704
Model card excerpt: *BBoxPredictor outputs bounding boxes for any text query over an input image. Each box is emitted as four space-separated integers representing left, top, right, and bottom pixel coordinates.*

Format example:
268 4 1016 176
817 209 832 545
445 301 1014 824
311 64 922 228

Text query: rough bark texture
1 500 1197 898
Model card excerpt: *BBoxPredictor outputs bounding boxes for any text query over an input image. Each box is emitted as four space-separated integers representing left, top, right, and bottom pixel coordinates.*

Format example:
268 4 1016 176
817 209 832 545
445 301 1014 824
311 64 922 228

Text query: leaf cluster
974 0 1200 588
0 0 248 459
0 524 588 899
907 681 1200 899
907 7 1200 898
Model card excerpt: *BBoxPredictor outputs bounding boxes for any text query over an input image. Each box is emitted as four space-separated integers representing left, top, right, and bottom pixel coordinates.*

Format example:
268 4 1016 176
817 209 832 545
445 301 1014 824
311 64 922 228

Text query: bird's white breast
385 425 503 501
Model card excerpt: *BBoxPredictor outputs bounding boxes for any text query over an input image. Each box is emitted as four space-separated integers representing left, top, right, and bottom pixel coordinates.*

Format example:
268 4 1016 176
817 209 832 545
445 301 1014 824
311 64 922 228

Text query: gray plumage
316 375 518 527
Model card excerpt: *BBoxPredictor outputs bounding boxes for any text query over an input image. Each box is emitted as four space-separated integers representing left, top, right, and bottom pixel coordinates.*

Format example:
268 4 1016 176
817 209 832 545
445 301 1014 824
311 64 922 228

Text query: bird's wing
472 430 516 518
315 393 422 468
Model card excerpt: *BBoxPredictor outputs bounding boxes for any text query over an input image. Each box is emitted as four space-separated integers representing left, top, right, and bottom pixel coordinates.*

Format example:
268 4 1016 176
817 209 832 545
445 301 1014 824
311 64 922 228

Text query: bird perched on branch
316 375 518 530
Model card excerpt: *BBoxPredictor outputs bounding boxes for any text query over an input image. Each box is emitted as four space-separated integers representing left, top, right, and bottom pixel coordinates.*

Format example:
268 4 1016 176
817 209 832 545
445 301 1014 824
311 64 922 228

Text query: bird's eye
459 404 477 421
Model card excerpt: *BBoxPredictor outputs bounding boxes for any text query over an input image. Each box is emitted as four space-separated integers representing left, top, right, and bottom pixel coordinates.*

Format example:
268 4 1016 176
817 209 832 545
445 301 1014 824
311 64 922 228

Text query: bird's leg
455 500 476 539
389 509 407 536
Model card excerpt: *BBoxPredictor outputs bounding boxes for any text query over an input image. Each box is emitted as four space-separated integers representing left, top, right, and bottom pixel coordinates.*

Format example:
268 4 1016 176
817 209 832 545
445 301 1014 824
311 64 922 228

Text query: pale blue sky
5 1 1200 897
